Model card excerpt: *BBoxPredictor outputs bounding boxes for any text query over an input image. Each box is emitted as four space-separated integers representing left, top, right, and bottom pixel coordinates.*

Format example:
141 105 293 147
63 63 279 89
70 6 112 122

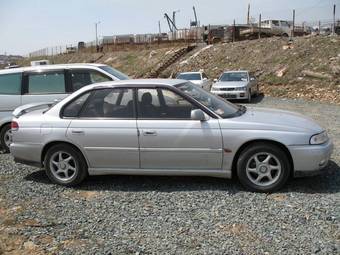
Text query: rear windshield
177 73 201 81
99 66 129 80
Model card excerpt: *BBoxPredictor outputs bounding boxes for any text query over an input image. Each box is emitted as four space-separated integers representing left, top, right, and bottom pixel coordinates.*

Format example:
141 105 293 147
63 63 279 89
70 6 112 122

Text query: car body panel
137 119 223 170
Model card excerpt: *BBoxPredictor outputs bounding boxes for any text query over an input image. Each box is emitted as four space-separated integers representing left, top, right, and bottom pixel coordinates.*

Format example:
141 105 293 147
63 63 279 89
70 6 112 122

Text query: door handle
143 130 157 136
71 129 85 135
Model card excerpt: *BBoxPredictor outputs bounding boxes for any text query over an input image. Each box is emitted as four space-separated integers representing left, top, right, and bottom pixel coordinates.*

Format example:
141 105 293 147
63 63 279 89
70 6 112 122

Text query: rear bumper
211 90 249 100
10 142 43 167
288 140 334 177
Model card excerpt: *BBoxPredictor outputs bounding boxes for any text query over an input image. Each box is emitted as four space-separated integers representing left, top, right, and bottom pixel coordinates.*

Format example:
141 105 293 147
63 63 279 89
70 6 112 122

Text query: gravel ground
0 96 339 254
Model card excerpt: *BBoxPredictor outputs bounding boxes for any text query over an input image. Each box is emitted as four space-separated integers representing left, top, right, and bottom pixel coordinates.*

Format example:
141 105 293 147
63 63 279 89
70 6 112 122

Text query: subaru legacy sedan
10 80 333 192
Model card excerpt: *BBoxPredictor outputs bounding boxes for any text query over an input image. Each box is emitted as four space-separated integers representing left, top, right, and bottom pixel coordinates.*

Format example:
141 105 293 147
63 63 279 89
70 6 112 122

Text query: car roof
0 63 106 74
82 79 187 90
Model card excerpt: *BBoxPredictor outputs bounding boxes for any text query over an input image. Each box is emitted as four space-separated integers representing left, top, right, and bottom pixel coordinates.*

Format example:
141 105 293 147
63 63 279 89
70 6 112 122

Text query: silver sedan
10 79 333 192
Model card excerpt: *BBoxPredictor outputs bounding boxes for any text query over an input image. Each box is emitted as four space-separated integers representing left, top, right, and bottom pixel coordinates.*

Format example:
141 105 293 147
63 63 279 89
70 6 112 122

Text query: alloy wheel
245 152 282 187
49 151 78 182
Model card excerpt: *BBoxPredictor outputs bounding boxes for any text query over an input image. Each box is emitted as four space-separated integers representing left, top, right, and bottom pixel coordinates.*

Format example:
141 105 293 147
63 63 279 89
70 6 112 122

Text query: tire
44 144 88 186
236 143 291 192
245 90 251 103
0 124 11 153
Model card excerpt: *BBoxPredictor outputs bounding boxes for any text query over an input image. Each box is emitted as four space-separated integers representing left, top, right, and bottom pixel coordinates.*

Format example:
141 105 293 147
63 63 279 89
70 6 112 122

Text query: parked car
0 63 129 152
10 79 333 192
176 71 212 90
211 71 259 102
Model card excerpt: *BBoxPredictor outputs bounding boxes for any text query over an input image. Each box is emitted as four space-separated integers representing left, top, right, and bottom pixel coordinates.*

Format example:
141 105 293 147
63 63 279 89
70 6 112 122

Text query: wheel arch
231 139 294 178
41 141 89 168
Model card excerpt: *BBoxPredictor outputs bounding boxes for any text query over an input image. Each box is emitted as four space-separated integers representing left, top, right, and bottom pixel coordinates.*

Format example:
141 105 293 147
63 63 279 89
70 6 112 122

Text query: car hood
219 107 323 134
190 80 203 85
214 81 248 88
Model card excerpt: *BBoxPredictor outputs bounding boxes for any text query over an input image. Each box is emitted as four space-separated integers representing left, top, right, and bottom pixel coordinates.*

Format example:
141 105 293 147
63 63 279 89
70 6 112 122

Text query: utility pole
247 3 250 25
95 21 101 47
318 20 321 35
333 4 336 35
158 20 161 35
258 14 262 39
291 9 295 39
233 19 236 42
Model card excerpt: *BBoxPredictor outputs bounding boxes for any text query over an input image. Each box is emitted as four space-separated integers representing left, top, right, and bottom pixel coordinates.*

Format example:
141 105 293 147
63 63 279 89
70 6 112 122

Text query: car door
65 87 139 169
22 70 69 105
136 87 223 170
0 72 22 111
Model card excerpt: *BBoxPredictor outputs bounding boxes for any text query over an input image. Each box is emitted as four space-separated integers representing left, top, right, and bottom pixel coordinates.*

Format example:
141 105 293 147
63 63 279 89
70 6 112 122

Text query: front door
66 88 139 169
136 87 223 170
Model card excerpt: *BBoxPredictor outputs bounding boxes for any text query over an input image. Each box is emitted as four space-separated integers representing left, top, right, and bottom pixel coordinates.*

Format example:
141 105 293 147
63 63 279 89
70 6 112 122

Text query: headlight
310 131 329 145
234 86 247 91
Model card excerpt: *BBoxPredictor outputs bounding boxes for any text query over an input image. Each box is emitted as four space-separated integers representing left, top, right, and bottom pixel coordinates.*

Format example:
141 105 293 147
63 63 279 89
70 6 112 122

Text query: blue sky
0 0 338 55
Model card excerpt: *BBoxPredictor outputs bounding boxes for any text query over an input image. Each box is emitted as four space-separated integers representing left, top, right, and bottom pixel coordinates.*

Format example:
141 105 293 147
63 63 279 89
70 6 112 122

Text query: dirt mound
19 36 340 104
166 36 340 104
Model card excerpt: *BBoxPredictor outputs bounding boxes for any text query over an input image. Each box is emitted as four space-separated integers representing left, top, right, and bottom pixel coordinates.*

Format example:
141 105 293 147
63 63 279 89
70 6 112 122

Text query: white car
176 72 212 90
0 63 129 152
211 71 259 102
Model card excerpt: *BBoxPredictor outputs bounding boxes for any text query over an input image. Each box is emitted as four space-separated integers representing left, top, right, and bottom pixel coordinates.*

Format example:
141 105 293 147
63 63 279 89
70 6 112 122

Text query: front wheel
45 144 88 186
237 143 291 192
0 124 12 153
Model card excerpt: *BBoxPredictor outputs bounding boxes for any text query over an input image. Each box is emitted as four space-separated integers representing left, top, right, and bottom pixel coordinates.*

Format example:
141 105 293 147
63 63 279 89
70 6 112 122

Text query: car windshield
99 66 130 80
175 82 245 118
219 72 248 82
177 73 201 81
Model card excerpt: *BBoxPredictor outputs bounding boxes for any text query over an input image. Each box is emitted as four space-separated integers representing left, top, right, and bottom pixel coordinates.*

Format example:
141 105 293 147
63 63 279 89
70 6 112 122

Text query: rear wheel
237 143 291 192
45 144 88 186
0 124 12 153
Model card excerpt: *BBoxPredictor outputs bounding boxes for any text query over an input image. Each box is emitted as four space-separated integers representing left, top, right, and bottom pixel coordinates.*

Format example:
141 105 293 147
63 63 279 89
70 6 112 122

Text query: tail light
11 121 19 131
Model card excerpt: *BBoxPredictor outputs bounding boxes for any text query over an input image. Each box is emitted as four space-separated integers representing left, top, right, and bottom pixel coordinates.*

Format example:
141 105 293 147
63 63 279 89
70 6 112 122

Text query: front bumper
211 90 249 100
288 139 334 177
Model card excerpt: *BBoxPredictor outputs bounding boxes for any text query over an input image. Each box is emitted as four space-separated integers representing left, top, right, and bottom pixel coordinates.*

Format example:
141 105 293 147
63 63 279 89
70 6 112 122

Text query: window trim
61 87 136 120
23 69 68 95
136 87 199 121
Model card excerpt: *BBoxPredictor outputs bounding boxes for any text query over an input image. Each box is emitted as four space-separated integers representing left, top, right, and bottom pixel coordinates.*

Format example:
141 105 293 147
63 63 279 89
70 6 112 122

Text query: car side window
70 69 112 91
62 92 91 118
27 71 66 94
80 88 134 118
0 73 22 95
137 88 196 119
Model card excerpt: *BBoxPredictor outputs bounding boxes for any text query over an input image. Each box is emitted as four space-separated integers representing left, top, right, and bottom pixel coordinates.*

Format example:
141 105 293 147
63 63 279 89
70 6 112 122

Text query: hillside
19 36 340 104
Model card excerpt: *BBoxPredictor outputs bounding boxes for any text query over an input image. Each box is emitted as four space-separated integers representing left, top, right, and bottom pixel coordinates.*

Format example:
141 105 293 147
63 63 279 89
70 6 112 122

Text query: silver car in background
11 79 333 192
176 71 212 90
211 71 259 102
0 63 129 152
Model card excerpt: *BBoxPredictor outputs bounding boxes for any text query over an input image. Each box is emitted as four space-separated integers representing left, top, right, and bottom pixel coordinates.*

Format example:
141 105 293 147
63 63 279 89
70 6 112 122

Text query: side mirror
191 109 208 121
213 79 218 82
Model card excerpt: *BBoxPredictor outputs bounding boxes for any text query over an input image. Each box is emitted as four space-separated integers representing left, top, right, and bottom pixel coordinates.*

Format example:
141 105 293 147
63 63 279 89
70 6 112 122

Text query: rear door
21 70 69 105
0 72 22 111
66 87 139 169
